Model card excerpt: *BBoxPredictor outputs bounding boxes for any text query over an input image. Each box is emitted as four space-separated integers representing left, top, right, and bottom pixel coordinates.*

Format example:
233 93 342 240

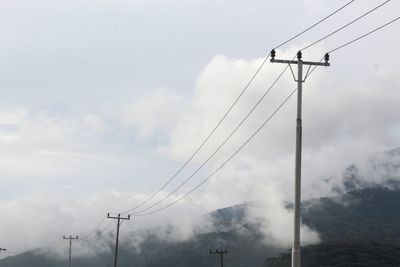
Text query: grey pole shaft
68 237 72 267
107 213 130 267
113 215 121 267
220 253 224 267
292 58 303 267
269 49 329 267
63 235 77 267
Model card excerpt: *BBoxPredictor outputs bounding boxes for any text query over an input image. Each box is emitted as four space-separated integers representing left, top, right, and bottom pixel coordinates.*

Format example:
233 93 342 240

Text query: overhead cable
121 0 357 214
301 0 392 51
133 87 298 216
131 64 290 215
328 16 400 54
273 0 357 49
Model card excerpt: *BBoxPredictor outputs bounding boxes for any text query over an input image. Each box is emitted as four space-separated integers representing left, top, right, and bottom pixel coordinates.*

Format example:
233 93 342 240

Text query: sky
0 0 400 255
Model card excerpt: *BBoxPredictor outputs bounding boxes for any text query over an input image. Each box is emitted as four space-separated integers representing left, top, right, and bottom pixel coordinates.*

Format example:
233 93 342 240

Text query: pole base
292 247 300 267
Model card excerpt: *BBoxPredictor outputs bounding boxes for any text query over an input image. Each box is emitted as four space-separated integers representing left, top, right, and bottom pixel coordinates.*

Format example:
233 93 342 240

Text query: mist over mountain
265 147 400 266
265 185 400 267
0 204 280 267
265 239 400 267
337 147 400 193
4 186 400 267
1 147 400 267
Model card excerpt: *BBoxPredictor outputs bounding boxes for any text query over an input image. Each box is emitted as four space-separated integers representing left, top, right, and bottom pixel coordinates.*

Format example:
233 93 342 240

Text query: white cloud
1 43 400 253
0 0 400 257
149 42 400 247
200 156 320 247
117 88 183 137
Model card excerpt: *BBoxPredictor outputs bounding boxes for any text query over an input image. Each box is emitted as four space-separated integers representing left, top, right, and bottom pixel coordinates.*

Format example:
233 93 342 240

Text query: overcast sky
0 0 400 254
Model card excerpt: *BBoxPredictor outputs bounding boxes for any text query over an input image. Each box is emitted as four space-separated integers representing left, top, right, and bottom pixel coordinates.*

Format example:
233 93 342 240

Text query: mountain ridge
2 147 400 266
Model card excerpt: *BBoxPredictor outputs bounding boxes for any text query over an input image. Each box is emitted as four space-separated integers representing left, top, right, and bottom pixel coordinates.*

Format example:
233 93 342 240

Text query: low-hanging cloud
1 41 400 255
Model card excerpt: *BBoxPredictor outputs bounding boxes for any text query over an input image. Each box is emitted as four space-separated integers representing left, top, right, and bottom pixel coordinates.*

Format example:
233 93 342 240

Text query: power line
16 215 108 257
126 1 359 215
43 216 110 254
131 64 290 215
301 0 392 51
18 215 115 257
132 5 371 214
5 1 381 253
4 0 359 254
83 223 116 242
133 49 333 217
29 239 67 258
80 219 114 242
13 212 115 256
135 8 378 214
328 16 400 54
133 10 400 238
133 87 298 216
305 15 400 79
78 216 107 241
45 217 108 250
121 55 270 215
121 0 356 214
273 0 357 49
34 237 66 253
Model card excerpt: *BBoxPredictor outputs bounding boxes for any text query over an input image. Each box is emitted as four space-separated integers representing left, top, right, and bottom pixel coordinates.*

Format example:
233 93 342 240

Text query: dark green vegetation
0 205 280 267
265 186 400 266
2 147 400 267
302 187 400 241
266 240 400 267
4 186 400 267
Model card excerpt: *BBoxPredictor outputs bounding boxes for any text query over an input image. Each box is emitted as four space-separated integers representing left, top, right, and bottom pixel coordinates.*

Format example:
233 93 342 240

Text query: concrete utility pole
210 249 228 267
270 49 330 267
63 235 78 267
107 213 130 267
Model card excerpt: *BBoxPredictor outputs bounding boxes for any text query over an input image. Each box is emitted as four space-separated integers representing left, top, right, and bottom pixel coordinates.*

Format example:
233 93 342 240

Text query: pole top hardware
324 53 330 64
297 51 302 60
271 49 276 60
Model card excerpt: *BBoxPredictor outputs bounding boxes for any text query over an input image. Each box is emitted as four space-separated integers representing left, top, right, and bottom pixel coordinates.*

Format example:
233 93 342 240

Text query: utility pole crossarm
271 58 329 67
270 49 330 67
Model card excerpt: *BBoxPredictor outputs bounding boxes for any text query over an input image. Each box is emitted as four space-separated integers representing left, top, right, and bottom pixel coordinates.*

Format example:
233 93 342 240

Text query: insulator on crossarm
324 53 330 64
297 51 302 60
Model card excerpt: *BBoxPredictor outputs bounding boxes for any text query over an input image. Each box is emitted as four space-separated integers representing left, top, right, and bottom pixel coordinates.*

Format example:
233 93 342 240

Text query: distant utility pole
63 235 78 267
0 248 6 259
270 49 330 267
210 249 228 267
107 213 131 267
